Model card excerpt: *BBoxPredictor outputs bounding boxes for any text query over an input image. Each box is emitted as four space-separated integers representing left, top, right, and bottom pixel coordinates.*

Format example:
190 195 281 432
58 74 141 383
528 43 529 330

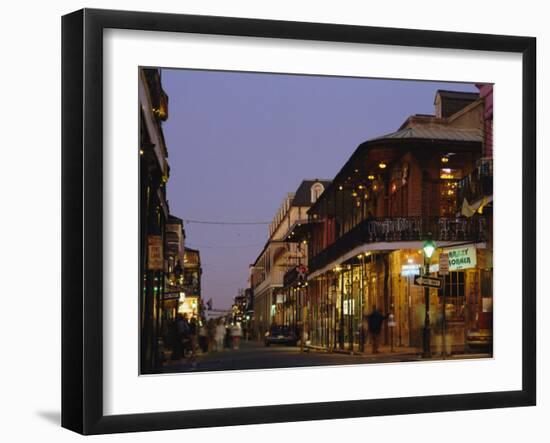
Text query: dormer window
311 182 325 203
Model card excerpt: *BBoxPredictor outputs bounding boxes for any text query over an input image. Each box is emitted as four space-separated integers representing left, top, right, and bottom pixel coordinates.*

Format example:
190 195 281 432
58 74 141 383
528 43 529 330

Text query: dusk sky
160 68 478 311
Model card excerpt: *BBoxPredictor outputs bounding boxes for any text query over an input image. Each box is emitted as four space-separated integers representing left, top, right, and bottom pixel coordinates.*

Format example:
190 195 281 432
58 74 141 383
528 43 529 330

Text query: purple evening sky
160 68 478 311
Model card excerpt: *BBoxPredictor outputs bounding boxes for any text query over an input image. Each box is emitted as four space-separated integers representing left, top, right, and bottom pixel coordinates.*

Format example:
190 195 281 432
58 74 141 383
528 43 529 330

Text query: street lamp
422 235 436 358
345 279 353 351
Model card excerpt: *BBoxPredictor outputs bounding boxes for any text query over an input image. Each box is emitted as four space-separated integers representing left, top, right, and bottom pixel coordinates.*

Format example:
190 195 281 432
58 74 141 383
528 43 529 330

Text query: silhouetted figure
366 306 388 354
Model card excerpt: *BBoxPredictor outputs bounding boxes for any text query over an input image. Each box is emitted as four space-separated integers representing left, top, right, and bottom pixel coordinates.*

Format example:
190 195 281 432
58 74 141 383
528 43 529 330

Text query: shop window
440 181 458 217
444 271 465 297
443 271 465 320
440 168 463 180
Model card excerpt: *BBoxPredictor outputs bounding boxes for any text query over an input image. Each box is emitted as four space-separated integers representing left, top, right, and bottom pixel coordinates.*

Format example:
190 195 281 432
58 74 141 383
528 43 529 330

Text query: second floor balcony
309 215 488 273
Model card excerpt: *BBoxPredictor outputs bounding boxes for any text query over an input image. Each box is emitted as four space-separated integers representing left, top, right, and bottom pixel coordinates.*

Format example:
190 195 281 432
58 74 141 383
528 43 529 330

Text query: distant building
250 180 331 339
180 247 202 319
163 215 186 321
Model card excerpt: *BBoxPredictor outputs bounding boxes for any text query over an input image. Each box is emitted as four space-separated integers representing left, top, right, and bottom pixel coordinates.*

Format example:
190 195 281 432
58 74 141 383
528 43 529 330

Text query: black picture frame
62 8 536 435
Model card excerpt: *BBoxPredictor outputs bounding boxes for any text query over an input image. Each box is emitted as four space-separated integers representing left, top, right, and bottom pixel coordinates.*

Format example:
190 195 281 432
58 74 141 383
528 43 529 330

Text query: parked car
264 325 298 346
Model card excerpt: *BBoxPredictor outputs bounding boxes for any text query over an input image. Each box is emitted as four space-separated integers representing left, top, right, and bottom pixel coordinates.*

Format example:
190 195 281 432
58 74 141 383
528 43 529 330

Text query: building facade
293 89 493 355
139 68 171 373
250 180 331 339
180 247 202 320
163 215 186 322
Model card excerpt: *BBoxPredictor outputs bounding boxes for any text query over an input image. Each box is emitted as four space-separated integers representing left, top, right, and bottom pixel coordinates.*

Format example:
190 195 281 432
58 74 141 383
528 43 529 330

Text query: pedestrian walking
366 306 388 354
215 319 226 351
207 318 217 352
177 314 190 360
230 322 242 349
199 321 209 354
185 317 198 368
224 323 232 349
168 317 181 360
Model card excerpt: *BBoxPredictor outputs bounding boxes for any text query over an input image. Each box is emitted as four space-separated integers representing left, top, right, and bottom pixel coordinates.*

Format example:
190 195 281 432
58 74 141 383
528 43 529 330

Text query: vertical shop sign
147 235 163 270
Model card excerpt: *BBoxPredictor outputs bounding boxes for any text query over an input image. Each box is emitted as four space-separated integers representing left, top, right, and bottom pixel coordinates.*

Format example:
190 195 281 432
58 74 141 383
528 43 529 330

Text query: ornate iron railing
309 216 487 273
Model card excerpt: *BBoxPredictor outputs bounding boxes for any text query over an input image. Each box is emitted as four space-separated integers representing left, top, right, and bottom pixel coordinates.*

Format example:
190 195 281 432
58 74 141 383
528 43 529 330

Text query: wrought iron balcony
309 215 488 273
458 158 493 204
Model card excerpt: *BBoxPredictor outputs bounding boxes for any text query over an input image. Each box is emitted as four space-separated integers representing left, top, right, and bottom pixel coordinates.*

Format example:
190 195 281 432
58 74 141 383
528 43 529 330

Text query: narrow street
160 340 490 373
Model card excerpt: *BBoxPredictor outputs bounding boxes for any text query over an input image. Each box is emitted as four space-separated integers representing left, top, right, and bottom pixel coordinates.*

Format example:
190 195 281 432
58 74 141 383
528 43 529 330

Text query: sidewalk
305 343 491 361
306 343 419 358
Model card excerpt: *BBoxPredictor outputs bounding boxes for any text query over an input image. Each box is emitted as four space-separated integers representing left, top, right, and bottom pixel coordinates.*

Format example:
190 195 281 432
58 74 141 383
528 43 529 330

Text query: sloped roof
371 126 482 143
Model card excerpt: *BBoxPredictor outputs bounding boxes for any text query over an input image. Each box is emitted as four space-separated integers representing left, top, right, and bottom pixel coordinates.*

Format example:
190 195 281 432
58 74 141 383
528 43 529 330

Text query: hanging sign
147 235 163 270
444 246 477 271
401 264 421 276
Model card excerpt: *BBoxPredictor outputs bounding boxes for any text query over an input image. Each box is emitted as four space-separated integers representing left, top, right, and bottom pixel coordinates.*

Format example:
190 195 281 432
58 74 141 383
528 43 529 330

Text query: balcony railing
309 216 487 273
458 158 493 204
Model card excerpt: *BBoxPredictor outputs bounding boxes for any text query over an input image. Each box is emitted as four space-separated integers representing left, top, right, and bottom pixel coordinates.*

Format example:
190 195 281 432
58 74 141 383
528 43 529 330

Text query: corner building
298 89 493 355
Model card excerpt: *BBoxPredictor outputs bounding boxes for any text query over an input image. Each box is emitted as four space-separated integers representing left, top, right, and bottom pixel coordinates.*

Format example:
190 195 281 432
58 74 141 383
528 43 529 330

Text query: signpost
439 253 449 276
438 252 449 357
414 276 442 289
388 313 396 352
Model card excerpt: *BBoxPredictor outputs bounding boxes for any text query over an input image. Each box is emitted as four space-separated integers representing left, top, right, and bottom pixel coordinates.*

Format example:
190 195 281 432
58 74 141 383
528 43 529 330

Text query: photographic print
62 9 536 433
139 68 494 375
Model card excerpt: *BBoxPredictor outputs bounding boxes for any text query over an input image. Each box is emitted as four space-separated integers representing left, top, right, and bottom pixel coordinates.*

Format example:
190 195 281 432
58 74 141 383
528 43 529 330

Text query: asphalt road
160 340 426 373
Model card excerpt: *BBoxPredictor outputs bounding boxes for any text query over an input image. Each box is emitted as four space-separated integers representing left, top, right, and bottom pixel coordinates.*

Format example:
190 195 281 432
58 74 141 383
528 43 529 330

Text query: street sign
414 275 442 289
163 292 180 301
444 245 477 271
439 252 449 276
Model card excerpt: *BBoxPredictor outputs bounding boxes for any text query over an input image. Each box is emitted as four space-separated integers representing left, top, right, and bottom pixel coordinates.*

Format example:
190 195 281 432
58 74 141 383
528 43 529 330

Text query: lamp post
329 276 337 351
346 278 353 352
422 236 436 358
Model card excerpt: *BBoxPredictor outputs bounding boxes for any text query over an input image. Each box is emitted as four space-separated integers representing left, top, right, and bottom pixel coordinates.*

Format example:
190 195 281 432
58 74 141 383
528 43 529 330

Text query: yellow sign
444 246 477 271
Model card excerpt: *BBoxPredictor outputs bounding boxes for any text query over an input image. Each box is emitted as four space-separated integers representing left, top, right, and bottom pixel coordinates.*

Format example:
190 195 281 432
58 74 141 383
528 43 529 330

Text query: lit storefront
178 293 200 318
304 244 492 354
182 247 202 319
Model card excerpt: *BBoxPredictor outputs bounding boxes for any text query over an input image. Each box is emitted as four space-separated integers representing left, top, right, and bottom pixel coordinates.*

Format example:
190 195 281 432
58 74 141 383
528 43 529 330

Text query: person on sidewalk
366 306 388 354
198 321 209 354
207 318 217 352
215 319 226 351
230 322 242 350
177 314 191 359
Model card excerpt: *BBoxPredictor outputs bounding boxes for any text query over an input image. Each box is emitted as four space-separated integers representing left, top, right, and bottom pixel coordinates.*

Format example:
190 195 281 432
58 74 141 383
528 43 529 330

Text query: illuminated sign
444 246 477 270
401 264 421 276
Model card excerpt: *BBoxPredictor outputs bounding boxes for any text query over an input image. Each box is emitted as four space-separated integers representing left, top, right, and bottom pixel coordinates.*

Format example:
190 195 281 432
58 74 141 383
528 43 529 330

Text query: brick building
291 88 493 355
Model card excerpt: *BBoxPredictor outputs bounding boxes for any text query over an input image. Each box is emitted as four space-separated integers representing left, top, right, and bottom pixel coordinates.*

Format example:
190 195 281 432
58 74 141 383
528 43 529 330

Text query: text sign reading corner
444 246 477 271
